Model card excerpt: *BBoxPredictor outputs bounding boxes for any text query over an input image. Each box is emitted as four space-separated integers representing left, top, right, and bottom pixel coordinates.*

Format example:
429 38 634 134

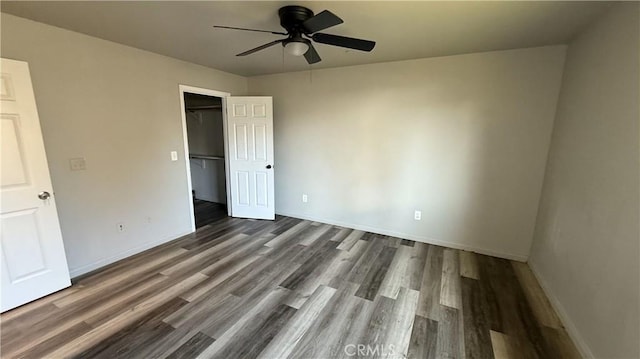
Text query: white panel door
1 58 71 312
226 97 275 220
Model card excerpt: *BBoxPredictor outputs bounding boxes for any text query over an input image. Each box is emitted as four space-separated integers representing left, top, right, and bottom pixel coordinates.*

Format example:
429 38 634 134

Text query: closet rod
186 105 222 111
190 154 224 160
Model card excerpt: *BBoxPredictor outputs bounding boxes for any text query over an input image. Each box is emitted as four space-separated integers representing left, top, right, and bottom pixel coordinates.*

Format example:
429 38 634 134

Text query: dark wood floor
194 199 227 228
0 216 580 359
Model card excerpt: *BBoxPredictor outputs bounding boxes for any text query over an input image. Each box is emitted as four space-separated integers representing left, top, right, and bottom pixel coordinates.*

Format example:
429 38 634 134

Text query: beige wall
529 3 639 358
0 14 247 276
249 46 566 260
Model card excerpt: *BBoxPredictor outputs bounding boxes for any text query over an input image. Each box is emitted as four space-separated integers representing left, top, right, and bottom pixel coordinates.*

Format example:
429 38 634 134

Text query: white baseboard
68 230 193 278
276 211 528 262
528 260 594 358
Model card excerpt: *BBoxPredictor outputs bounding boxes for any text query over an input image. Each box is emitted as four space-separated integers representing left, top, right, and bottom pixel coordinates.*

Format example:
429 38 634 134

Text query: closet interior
184 92 228 228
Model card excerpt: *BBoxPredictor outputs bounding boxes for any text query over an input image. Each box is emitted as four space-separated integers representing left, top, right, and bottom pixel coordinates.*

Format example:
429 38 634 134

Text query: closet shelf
190 154 224 160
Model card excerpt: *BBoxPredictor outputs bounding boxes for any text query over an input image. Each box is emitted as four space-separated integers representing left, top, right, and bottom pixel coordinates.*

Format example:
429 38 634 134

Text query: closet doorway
180 86 231 229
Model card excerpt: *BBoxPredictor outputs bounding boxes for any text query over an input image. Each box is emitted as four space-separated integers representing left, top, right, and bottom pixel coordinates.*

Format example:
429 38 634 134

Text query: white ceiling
1 1 612 77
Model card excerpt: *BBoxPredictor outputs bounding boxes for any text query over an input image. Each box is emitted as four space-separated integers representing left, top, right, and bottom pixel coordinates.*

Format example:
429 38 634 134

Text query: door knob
266 164 272 169
38 191 51 200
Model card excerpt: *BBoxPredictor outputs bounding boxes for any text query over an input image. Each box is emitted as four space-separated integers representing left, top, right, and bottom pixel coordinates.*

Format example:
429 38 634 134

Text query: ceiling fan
214 5 376 64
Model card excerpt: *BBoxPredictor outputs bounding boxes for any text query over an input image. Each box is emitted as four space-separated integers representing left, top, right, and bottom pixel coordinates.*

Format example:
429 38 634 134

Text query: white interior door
1 58 71 312
226 96 275 220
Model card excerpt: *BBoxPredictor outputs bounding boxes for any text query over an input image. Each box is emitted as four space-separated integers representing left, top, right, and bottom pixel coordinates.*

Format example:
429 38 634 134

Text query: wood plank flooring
193 199 227 229
0 215 580 359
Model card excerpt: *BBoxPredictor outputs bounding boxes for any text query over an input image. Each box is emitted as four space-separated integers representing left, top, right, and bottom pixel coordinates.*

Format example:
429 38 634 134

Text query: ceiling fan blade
236 39 285 56
304 43 321 64
302 10 343 33
214 25 287 36
312 33 375 52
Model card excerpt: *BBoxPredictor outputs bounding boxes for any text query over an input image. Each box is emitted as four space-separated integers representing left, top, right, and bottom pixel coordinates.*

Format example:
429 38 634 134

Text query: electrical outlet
69 157 86 171
302 194 308 203
414 210 422 220
117 222 125 232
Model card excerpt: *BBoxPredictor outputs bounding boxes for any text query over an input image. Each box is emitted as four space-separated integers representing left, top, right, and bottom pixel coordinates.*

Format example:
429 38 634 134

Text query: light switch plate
69 157 86 171
171 151 178 161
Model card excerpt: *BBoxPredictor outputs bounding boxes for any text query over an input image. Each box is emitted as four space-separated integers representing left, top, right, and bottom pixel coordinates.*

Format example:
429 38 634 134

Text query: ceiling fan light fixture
284 40 309 56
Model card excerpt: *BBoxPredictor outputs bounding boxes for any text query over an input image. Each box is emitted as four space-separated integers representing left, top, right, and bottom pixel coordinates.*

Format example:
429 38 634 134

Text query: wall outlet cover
69 157 86 171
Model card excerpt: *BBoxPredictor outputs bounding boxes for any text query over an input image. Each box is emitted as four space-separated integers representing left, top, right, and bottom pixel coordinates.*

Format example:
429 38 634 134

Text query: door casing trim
178 84 231 232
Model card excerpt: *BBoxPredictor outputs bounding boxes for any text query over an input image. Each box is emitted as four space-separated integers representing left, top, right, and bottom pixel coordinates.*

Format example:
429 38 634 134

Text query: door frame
178 85 232 232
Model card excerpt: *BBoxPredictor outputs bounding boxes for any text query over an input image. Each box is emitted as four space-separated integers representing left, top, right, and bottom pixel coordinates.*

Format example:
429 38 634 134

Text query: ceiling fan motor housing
278 6 314 35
